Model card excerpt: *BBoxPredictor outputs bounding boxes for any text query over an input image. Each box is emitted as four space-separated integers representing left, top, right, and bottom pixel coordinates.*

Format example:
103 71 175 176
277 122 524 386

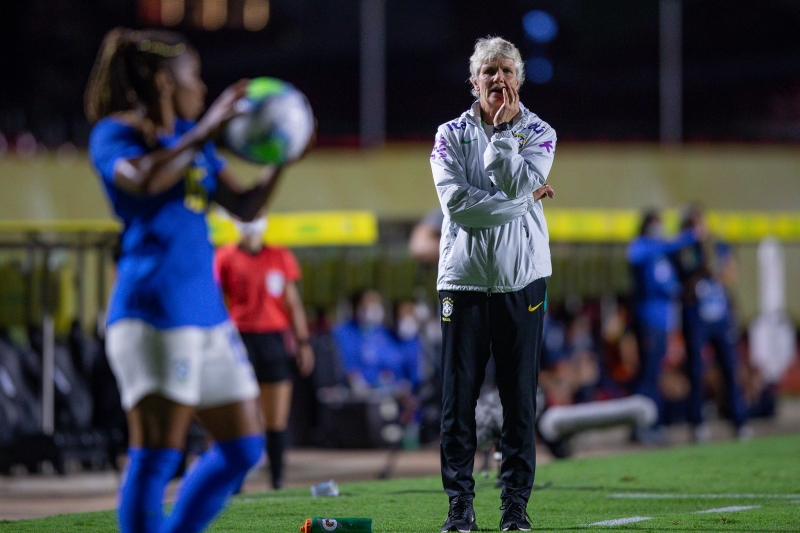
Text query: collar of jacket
465 101 529 130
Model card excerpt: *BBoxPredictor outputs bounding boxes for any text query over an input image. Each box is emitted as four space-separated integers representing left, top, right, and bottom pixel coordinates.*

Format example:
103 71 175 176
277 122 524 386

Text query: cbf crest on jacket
430 101 556 293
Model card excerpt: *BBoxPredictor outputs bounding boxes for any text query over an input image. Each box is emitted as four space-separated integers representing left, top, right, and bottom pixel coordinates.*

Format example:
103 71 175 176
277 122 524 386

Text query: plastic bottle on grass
310 479 339 497
300 518 373 533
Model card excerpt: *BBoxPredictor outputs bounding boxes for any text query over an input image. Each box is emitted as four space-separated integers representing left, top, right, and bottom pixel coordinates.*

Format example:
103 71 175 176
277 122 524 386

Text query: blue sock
117 447 183 533
162 435 265 533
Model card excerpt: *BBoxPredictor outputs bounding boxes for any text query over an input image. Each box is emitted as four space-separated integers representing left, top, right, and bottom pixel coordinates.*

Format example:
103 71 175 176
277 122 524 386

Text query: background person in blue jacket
627 210 698 443
675 206 751 442
334 290 420 393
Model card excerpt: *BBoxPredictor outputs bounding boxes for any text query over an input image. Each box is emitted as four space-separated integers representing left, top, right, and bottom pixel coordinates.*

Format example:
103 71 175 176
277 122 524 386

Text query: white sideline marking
587 517 652 526
694 505 760 514
610 493 800 499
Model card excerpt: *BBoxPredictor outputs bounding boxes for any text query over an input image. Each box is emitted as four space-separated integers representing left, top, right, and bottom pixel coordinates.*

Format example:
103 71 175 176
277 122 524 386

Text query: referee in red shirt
215 215 314 489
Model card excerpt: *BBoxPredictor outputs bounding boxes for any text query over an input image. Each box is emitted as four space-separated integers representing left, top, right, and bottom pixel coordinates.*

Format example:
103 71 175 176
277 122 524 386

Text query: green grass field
2 433 799 532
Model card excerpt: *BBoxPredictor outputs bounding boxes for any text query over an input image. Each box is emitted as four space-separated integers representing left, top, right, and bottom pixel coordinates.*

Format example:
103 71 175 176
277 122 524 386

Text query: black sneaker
500 501 531 531
441 496 477 532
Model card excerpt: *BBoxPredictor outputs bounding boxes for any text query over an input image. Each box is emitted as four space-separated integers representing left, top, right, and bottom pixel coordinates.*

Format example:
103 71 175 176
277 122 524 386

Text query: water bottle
310 479 339 497
300 518 373 533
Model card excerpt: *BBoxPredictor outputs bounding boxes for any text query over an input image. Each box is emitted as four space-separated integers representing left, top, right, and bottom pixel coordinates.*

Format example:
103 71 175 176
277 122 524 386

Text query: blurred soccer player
626 210 699 444
430 36 556 532
85 28 299 533
215 215 314 490
675 206 750 441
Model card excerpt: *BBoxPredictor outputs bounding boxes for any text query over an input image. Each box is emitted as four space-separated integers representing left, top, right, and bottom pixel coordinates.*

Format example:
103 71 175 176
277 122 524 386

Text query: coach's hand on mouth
534 183 555 202
493 82 520 126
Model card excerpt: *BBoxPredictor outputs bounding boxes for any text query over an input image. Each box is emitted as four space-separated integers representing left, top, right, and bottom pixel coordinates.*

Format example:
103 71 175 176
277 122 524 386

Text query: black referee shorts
240 331 293 384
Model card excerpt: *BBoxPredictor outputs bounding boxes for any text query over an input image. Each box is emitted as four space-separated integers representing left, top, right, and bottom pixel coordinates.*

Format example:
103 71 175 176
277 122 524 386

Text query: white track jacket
430 101 556 293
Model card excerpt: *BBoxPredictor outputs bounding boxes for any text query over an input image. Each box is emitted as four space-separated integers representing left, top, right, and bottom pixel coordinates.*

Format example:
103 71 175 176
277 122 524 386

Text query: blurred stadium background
1 0 800 522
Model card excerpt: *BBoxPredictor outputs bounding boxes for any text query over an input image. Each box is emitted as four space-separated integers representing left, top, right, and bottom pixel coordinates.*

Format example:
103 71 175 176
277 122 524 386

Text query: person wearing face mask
626 210 699 444
391 300 424 390
431 36 556 533
382 300 425 439
214 215 314 490
85 28 311 533
334 289 418 392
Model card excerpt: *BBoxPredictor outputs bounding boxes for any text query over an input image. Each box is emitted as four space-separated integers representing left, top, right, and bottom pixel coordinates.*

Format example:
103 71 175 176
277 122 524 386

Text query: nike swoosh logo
461 138 477 144
528 302 543 312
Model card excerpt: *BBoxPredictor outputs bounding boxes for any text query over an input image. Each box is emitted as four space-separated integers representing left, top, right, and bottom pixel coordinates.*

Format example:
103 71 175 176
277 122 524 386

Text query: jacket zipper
469 110 508 297
487 228 494 296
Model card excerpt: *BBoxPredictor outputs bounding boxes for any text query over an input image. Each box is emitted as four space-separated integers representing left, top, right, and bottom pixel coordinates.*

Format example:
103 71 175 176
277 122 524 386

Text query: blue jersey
675 240 732 323
391 334 423 389
627 229 696 331
333 321 419 388
89 117 229 328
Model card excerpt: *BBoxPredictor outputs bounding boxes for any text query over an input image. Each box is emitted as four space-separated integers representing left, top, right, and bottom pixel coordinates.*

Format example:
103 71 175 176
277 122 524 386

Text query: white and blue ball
223 77 314 165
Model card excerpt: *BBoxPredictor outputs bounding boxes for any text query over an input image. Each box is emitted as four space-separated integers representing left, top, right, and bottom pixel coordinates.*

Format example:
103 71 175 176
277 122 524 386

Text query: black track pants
439 278 546 504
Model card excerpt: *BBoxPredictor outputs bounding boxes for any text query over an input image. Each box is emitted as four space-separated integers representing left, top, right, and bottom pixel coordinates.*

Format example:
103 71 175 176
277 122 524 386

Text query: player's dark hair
680 203 705 231
350 289 369 314
639 209 661 236
84 28 190 124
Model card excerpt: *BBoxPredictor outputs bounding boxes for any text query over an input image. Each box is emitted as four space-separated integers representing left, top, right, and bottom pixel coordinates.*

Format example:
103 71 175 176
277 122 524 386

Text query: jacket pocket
440 223 458 269
444 226 484 285
520 218 536 261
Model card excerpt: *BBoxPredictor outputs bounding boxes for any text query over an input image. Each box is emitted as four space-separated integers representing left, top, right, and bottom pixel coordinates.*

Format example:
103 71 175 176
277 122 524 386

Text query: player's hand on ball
533 183 554 201
196 79 249 141
222 77 315 165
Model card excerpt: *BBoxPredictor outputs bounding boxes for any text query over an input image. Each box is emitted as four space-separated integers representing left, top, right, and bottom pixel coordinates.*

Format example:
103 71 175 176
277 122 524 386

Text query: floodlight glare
523 10 558 43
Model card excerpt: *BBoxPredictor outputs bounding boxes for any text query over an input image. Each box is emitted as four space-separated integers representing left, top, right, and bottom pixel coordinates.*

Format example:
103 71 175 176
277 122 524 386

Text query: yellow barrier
207 210 380 247
546 209 800 242
0 220 120 233
0 211 381 247
1 209 799 243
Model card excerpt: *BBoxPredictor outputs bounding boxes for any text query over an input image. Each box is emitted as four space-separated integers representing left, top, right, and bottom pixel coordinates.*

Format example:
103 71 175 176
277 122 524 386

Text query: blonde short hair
469 36 526 98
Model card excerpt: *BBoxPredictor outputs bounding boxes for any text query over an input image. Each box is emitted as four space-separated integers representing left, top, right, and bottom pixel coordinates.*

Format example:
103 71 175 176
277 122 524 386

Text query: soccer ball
223 77 314 165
